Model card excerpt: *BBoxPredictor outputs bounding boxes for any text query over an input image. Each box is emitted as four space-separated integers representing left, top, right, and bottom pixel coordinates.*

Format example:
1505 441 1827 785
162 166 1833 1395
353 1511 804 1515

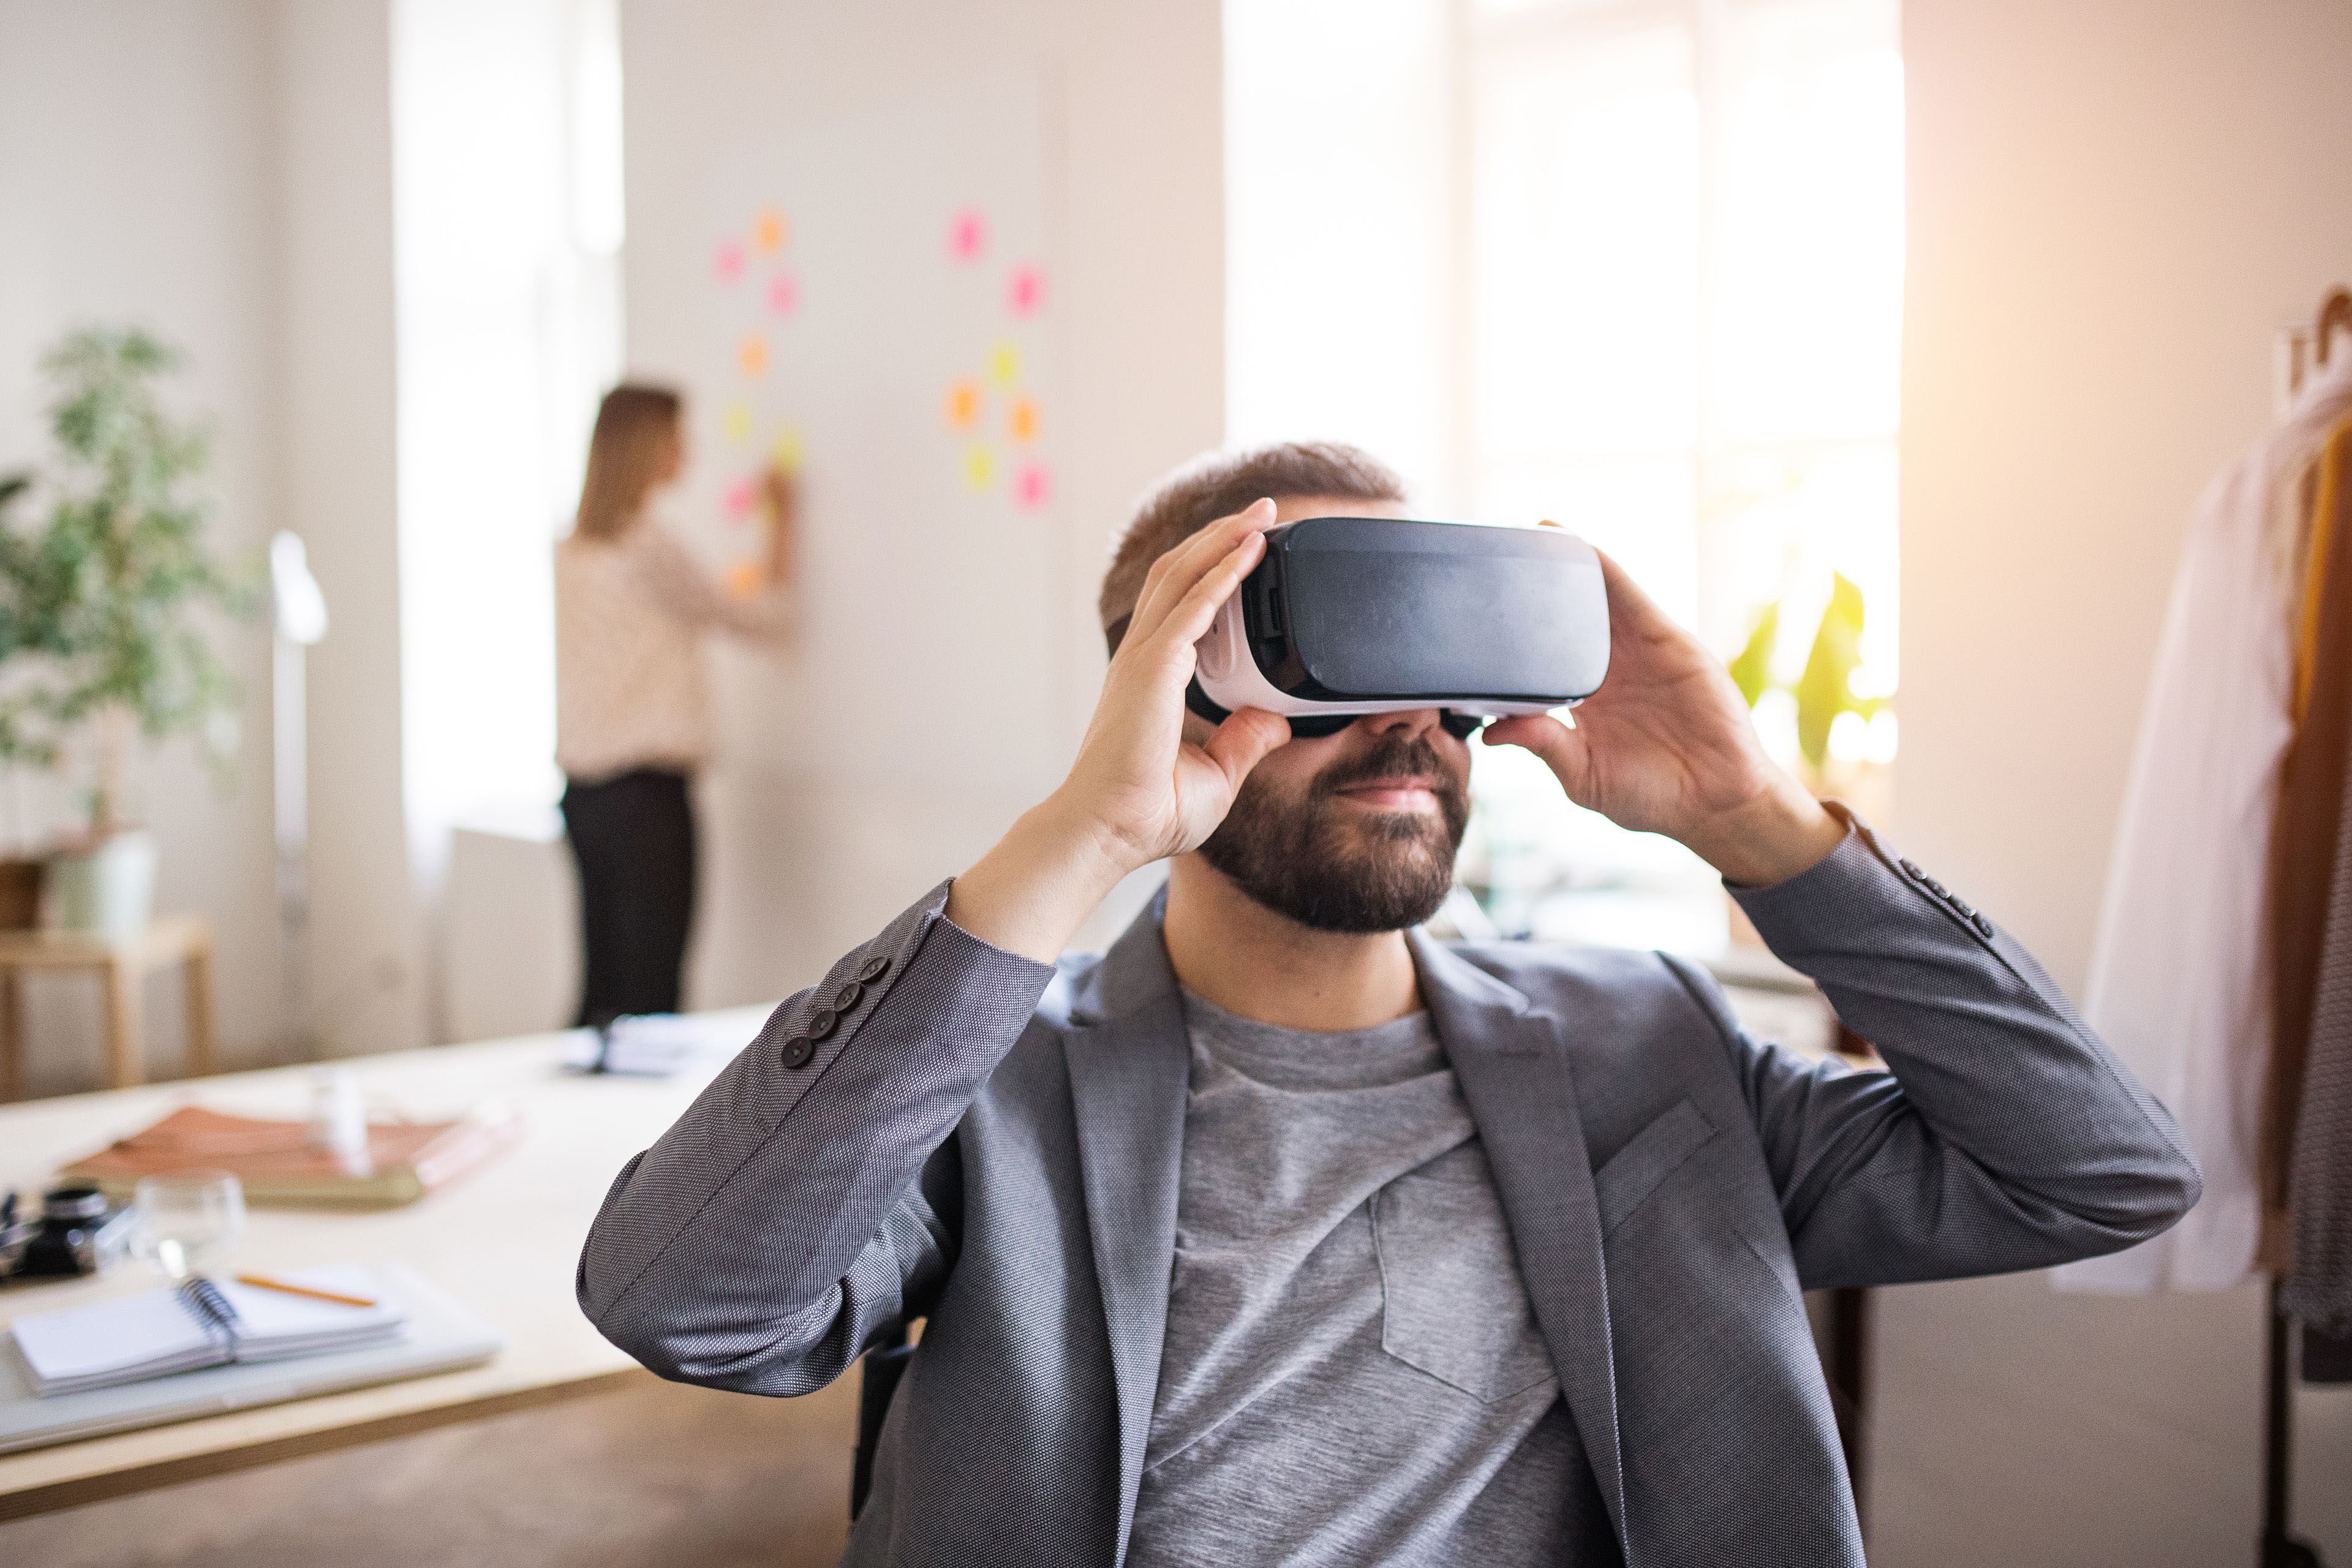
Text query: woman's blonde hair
575 383 684 540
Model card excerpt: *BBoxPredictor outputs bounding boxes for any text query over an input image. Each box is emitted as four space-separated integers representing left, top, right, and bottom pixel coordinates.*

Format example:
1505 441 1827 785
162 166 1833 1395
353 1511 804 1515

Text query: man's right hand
946 500 1291 962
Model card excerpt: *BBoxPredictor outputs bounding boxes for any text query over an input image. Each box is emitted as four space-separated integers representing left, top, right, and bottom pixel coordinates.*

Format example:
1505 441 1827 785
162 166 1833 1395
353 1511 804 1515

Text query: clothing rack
2260 282 2348 1568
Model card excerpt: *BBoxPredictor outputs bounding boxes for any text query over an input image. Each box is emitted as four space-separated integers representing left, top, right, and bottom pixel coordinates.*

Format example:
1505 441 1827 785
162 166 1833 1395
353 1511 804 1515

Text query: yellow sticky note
962 445 995 491
771 426 804 473
739 334 769 378
721 404 753 444
1008 396 1039 444
754 206 788 254
987 341 1020 386
724 559 764 601
945 380 982 431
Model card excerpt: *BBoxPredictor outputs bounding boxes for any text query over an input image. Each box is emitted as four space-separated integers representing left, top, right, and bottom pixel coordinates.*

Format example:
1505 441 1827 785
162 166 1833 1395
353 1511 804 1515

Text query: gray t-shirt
1125 990 1617 1567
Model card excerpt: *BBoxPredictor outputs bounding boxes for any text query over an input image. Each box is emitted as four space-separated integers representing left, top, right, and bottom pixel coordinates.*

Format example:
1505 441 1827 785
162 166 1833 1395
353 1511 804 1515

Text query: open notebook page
10 1289 227 1392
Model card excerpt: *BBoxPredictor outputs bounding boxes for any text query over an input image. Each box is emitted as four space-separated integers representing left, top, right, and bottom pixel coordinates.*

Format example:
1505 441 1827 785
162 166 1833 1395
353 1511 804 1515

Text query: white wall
0 0 425 1084
273 0 428 1061
618 0 1225 1006
1887 1 2352 1561
0 0 282 1084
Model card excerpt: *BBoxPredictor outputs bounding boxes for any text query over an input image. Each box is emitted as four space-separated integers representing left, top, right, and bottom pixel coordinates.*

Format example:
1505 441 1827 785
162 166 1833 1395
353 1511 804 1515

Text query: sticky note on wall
962 445 996 491
948 208 988 263
946 381 982 430
1007 265 1044 317
1012 462 1052 510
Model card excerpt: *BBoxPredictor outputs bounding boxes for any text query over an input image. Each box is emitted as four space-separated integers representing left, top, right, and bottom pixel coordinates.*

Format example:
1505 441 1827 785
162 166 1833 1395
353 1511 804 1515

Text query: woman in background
556 382 794 1027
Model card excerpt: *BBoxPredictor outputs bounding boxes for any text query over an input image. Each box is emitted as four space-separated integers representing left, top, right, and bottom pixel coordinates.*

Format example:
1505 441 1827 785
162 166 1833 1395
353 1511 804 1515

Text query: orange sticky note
725 560 763 600
945 380 982 430
754 207 788 254
739 334 769 378
1008 396 1039 444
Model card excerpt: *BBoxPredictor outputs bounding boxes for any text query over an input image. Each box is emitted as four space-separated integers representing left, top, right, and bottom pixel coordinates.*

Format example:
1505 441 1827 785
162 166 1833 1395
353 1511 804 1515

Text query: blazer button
1899 858 1923 879
834 981 865 1012
808 1007 839 1041
1972 913 1995 938
857 954 891 983
781 1035 815 1069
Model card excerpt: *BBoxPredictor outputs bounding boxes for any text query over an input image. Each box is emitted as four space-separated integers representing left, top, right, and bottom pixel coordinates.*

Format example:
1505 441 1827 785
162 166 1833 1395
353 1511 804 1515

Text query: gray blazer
578 814 2199 1567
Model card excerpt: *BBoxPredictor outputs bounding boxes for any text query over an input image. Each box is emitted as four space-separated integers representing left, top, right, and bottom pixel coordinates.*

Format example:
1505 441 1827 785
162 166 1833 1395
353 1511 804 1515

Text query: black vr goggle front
1110 515 1611 742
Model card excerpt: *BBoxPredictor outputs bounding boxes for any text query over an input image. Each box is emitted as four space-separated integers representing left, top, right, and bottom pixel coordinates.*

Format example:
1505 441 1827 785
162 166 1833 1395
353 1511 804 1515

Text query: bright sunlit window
1227 0 1903 954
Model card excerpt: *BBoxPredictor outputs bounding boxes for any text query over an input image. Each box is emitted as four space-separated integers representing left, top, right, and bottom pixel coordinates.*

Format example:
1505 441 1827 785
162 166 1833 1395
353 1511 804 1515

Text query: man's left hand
1482 549 1845 887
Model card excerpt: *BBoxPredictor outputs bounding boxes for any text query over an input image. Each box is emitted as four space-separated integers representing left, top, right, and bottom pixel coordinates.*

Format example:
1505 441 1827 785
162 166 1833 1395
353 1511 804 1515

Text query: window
1227 0 1902 954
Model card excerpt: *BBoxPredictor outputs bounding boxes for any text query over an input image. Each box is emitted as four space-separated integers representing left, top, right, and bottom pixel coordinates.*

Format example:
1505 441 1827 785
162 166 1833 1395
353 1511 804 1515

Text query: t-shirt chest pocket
1370 1142 1558 1404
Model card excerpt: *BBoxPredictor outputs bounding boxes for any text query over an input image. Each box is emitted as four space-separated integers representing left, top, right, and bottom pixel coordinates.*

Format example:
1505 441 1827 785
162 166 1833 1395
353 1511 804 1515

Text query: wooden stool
0 914 218 1098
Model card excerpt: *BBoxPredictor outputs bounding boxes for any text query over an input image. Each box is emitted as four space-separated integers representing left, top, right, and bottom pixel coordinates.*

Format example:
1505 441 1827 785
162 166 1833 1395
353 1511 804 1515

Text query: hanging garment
2283 418 2352 1357
2056 358 2352 1295
2264 415 2352 1221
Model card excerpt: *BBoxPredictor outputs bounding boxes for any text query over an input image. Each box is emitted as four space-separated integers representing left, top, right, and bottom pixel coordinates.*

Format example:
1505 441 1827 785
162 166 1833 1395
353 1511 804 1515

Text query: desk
0 1008 770 1522
0 915 219 1096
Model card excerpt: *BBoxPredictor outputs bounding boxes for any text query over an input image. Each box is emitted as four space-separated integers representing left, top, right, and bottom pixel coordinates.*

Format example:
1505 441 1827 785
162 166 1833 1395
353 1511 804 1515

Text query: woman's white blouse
555 518 792 783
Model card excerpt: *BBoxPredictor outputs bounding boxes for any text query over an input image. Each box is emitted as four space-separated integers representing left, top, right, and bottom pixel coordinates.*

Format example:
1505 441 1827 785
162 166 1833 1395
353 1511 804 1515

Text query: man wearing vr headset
580 443 2198 1568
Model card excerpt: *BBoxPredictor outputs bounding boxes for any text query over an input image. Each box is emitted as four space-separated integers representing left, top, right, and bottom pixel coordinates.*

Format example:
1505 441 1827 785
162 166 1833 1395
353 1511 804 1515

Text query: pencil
233 1272 379 1308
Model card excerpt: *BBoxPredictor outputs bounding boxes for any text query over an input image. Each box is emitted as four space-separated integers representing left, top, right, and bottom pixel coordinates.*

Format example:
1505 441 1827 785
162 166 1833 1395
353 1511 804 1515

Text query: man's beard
1196 729 1472 934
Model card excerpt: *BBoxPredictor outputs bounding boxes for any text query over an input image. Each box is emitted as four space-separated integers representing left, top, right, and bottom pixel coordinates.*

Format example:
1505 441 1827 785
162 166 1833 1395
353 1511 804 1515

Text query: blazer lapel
1412 930 1630 1555
1063 896 1191 1565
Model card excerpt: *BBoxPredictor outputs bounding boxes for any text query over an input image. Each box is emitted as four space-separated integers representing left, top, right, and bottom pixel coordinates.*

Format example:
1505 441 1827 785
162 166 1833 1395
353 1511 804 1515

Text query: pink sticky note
714 239 745 284
1012 462 1052 510
948 208 988 264
1007 265 1044 317
766 272 799 317
723 476 756 520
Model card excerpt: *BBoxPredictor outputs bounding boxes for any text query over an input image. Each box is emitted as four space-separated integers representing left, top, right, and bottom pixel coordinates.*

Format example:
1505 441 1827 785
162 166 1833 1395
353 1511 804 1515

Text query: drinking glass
131 1171 246 1281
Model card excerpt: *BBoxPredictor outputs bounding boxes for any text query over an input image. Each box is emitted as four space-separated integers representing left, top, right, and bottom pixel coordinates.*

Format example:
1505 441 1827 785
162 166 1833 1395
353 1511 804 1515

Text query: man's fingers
1125 499 1278 647
1200 707 1291 790
1135 532 1265 668
1482 714 1585 787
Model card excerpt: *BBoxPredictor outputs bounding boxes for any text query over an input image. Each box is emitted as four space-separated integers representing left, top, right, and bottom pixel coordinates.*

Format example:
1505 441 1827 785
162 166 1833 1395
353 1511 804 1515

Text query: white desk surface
0 1008 771 1521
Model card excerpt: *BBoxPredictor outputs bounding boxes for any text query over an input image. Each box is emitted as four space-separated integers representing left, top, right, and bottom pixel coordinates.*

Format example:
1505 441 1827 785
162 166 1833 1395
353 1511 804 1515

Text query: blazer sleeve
1668 808 2203 1290
576 880 1056 1394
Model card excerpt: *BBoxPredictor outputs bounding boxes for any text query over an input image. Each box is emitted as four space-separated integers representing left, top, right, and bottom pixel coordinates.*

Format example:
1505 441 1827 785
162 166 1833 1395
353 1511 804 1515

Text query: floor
0 1374 859 1567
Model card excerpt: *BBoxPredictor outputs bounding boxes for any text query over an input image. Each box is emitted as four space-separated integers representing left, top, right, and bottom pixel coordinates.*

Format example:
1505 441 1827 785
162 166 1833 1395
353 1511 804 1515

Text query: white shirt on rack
2055 356 2352 1295
554 516 793 785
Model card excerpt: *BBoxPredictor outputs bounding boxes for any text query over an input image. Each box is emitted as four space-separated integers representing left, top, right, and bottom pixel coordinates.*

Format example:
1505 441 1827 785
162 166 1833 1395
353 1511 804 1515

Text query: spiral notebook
0 1264 502 1456
9 1264 408 1396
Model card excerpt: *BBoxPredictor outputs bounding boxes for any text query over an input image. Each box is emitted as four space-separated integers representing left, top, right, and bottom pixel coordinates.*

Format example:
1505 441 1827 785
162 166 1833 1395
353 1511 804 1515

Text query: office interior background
1 1 2349 1564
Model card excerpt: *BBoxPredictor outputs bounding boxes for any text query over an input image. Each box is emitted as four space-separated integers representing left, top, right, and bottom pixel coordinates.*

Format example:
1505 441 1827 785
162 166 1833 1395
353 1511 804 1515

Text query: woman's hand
946 501 1291 961
763 464 796 585
1482 549 1844 887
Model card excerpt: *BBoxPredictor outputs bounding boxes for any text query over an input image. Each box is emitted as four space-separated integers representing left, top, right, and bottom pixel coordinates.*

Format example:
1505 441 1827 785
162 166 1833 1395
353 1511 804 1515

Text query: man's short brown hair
1098 442 1405 644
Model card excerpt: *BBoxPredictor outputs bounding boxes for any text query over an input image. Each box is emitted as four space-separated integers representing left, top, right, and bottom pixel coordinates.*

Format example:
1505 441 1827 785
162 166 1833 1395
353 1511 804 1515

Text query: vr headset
1183 515 1610 739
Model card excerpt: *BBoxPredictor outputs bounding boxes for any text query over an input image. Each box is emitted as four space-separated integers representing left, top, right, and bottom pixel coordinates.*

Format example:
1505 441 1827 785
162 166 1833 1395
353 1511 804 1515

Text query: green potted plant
0 329 254 940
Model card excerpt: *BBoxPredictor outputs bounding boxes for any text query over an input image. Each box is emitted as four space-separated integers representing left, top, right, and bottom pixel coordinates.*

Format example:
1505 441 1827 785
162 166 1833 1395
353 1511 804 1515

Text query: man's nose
1357 708 1446 741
